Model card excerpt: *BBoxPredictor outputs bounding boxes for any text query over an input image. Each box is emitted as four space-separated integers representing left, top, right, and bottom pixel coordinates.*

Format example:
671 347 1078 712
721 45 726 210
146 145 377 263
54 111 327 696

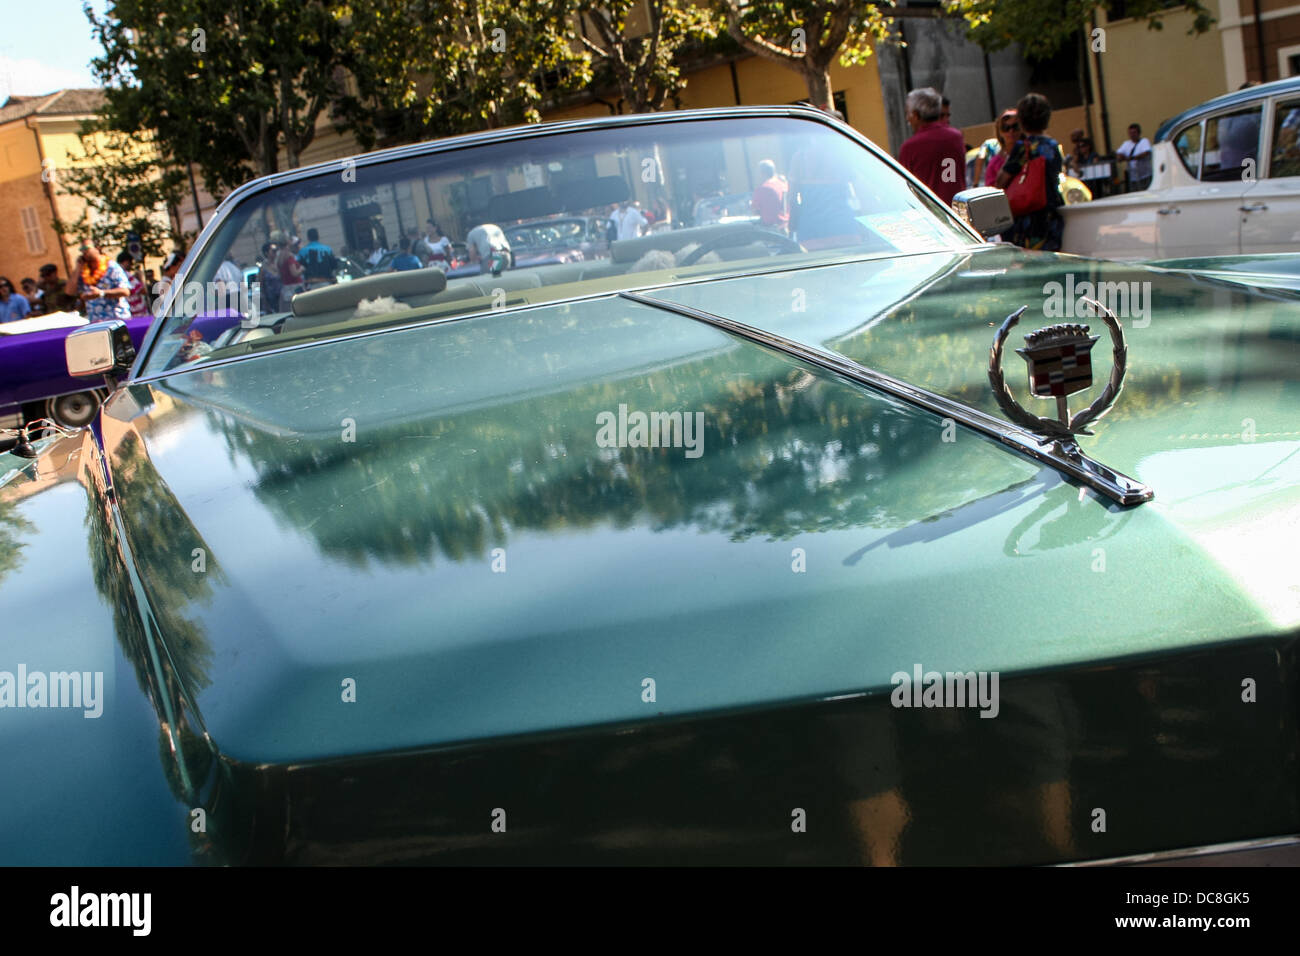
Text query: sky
0 0 106 99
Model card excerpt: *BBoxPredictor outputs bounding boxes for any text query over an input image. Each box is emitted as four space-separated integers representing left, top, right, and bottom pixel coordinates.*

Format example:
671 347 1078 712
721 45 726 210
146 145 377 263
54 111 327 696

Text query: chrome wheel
44 389 106 429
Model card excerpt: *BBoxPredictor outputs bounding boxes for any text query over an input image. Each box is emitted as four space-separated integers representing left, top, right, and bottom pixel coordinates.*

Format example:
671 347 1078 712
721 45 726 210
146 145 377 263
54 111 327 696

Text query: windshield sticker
858 211 950 253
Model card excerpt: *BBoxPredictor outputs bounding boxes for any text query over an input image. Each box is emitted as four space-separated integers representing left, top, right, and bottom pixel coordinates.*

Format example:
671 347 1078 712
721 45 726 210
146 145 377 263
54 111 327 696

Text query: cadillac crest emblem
988 297 1153 505
989 298 1128 443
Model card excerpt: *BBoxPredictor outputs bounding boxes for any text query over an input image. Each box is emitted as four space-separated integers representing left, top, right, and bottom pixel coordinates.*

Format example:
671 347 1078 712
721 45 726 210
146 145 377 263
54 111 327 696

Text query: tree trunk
803 67 833 112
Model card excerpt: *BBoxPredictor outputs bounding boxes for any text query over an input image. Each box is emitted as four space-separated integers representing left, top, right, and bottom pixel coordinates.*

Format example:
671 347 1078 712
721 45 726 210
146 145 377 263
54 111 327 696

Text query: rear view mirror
952 187 1014 238
66 320 135 382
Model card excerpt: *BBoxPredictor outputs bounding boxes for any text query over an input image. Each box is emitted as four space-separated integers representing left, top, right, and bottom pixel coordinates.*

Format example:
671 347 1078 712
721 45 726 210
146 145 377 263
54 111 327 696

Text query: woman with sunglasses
995 92 1066 251
973 109 1021 188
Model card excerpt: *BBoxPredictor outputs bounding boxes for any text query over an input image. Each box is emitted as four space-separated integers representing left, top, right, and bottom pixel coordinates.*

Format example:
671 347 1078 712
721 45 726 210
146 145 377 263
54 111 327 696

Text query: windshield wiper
620 290 1153 507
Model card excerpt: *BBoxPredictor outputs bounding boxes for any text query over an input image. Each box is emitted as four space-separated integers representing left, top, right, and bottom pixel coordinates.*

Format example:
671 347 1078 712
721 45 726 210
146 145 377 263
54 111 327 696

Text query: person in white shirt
466 223 512 275
1116 123 1152 192
418 220 454 265
609 200 647 241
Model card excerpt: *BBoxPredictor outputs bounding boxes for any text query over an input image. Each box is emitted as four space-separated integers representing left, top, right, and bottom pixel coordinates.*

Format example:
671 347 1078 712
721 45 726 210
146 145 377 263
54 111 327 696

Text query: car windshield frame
132 107 985 381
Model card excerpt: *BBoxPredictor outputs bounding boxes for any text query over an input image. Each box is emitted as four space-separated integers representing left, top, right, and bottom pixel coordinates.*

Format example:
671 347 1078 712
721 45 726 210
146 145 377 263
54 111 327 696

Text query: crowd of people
898 86 1068 250
898 85 1153 252
0 244 179 324
243 198 677 307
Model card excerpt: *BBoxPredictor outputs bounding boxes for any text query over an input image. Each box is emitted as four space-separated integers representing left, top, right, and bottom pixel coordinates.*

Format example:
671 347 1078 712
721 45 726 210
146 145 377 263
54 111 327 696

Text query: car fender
0 432 230 865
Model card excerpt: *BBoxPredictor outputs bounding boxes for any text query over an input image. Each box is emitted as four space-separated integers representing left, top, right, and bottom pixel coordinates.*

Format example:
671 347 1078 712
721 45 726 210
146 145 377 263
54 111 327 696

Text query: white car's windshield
141 115 976 376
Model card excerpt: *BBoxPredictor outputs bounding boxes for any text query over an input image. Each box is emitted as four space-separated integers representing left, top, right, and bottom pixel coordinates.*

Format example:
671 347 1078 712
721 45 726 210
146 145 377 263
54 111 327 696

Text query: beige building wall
0 120 63 283
44 118 172 270
1090 6 1229 152
2 105 174 283
649 56 890 147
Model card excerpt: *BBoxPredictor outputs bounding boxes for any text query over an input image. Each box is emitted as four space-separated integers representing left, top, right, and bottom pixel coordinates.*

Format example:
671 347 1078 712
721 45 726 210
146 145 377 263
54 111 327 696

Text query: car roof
1155 76 1300 141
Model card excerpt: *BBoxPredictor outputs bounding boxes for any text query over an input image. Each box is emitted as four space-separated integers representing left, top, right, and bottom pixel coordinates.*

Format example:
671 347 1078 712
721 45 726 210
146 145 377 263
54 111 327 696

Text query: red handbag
1006 152 1048 218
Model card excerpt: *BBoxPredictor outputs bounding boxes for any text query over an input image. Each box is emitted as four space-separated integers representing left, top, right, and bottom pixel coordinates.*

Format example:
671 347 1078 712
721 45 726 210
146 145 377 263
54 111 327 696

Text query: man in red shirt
750 159 789 231
898 88 967 205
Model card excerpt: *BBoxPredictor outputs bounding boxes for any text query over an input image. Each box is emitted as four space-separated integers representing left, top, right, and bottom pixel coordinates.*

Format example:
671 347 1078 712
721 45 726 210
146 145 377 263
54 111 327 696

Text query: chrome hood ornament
990 299 1153 505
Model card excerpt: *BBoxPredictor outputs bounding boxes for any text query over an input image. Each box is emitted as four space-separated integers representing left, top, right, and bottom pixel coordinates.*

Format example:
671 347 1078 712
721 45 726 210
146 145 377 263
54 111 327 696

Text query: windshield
139 115 976 376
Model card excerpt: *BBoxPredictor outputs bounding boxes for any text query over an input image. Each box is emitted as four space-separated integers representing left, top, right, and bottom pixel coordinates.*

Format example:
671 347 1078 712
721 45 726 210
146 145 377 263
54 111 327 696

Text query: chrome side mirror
952 187 1014 238
66 320 135 384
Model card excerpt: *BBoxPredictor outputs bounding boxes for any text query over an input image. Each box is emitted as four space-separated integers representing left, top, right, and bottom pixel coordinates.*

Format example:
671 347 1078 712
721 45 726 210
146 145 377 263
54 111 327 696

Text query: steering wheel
676 229 804 266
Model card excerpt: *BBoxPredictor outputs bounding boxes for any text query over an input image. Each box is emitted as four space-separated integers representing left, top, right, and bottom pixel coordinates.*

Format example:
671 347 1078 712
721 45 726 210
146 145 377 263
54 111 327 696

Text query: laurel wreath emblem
988 297 1128 444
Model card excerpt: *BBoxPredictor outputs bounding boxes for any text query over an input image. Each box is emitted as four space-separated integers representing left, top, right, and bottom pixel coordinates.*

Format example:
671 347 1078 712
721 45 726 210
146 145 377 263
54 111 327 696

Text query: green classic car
1 107 1296 866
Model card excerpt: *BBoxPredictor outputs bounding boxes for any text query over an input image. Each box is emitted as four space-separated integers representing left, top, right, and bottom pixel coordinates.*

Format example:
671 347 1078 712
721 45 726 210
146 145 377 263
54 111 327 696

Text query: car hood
97 245 1298 765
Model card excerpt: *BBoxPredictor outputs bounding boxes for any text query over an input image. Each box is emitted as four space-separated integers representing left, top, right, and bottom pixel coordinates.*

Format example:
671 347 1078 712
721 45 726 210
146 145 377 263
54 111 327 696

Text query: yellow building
1078 5 1230 156
1068 1 1300 158
0 89 112 284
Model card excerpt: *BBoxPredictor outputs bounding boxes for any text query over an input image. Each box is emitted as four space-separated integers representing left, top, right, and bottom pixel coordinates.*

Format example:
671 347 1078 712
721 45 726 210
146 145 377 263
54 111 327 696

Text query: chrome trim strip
1059 834 1300 867
619 290 1154 506
130 105 984 376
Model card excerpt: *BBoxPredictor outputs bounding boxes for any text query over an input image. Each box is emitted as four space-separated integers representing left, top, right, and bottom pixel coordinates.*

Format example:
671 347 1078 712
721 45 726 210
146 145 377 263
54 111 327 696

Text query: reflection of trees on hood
83 432 222 806
212 343 1024 569
83 450 239 859
106 431 223 698
0 496 35 587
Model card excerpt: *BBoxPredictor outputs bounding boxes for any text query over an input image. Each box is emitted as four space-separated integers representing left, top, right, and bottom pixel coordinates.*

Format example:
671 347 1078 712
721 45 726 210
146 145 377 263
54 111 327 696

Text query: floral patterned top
80 260 132 322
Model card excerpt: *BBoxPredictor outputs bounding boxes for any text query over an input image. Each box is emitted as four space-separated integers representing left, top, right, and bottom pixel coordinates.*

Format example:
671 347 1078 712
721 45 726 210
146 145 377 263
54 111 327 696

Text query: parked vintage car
692 191 760 225
504 215 610 263
2 106 1297 866
1063 76 1300 259
0 310 154 430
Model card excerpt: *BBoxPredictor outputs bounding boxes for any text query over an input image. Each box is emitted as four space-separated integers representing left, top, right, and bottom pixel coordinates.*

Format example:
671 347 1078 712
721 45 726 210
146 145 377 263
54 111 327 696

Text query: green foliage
87 0 364 198
577 0 720 114
54 121 189 256
341 0 593 146
942 0 1216 60
715 0 895 109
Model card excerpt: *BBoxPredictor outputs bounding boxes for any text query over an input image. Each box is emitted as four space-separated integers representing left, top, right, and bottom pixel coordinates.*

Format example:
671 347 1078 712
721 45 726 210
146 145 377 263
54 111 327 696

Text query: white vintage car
1063 76 1300 260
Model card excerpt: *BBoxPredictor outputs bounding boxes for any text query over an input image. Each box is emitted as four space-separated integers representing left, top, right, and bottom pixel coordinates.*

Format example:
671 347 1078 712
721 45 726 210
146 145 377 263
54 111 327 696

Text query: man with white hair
750 159 789 230
899 87 966 205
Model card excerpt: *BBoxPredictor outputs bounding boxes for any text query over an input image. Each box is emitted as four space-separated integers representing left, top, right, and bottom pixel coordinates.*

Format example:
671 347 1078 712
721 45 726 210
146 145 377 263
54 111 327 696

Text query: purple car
0 312 156 429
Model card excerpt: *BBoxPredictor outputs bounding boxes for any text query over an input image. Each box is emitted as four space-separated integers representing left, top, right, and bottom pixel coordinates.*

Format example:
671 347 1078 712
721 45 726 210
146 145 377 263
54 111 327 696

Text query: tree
86 0 368 199
54 120 189 256
577 0 719 114
342 0 593 147
716 0 894 111
942 0 1215 60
